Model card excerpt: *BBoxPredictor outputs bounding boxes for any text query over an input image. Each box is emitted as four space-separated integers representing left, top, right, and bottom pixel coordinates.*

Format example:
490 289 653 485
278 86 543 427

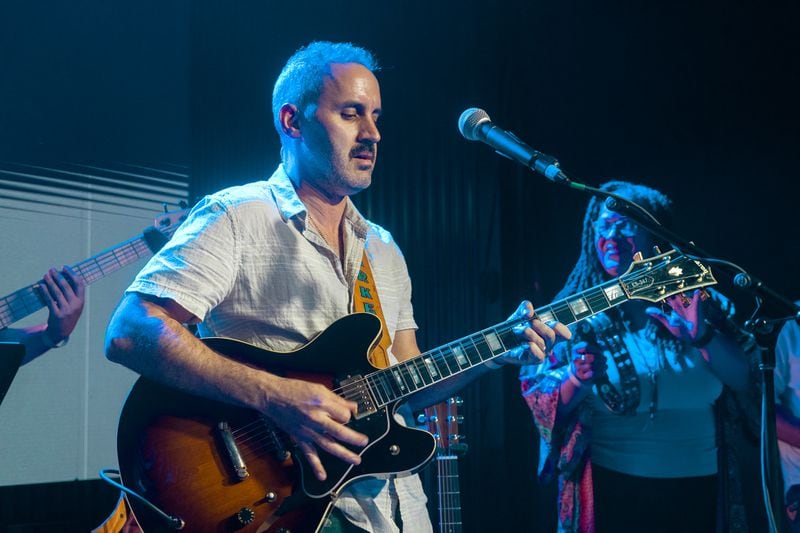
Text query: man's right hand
262 377 369 481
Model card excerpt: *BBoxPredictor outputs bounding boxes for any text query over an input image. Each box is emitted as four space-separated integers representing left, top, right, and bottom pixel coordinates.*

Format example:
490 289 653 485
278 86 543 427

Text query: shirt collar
268 165 370 239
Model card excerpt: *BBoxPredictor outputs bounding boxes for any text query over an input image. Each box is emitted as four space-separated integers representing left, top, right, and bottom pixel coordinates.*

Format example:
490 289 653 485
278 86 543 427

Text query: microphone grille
458 108 491 141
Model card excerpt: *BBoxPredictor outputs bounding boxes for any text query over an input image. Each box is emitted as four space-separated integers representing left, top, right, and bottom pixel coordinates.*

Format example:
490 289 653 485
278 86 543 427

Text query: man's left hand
496 300 571 365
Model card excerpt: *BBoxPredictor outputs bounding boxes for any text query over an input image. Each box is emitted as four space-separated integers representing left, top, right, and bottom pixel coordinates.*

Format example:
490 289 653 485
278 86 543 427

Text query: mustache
350 143 375 158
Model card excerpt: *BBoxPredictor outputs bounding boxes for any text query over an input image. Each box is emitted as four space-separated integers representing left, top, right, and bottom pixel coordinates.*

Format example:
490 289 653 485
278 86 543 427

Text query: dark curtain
1 0 797 530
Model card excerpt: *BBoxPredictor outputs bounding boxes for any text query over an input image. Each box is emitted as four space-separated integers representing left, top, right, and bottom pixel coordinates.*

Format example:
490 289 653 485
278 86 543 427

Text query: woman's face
593 205 654 277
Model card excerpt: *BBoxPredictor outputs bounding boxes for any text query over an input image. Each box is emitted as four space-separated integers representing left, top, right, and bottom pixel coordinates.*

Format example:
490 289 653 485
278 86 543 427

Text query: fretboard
436 455 462 533
0 234 152 330
363 278 629 406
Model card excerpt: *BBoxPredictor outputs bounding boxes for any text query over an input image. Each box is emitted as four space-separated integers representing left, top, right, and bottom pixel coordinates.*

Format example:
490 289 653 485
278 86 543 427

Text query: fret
422 355 441 381
457 338 483 366
431 348 455 378
497 327 518 351
551 301 577 325
536 308 556 324
436 454 463 533
442 346 464 374
361 254 706 413
371 370 397 403
450 345 469 369
482 329 505 355
584 288 611 313
388 367 409 397
469 333 492 361
0 214 190 329
366 375 388 405
406 361 424 388
397 362 419 392
460 336 480 365
9 296 29 316
566 296 593 321
410 357 434 386
602 282 627 304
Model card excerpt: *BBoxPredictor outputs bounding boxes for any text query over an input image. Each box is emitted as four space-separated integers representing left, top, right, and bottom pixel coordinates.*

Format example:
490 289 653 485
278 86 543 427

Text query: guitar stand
0 342 25 406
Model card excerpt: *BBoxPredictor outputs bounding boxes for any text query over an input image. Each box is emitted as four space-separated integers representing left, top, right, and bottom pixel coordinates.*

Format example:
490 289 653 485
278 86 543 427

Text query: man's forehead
321 63 381 101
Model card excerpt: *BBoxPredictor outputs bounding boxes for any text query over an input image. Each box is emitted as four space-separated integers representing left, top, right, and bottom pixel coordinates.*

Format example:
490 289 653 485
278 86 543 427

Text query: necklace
306 213 337 249
619 317 663 420
306 213 346 269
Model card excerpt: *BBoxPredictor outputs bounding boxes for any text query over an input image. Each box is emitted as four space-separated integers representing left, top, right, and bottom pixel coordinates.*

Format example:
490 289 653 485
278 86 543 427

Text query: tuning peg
633 251 644 262
448 397 464 406
652 246 661 255
448 415 465 424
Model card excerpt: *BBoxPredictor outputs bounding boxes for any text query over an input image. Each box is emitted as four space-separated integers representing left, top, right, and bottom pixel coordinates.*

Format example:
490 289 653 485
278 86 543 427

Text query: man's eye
341 112 357 119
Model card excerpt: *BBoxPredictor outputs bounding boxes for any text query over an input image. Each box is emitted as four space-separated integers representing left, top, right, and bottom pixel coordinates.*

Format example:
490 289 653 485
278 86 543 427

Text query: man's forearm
104 294 277 414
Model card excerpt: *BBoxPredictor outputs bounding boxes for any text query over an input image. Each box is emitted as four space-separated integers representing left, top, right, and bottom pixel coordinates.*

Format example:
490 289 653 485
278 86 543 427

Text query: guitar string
0 237 149 324
0 215 186 326
0 253 700 327
228 266 706 460
230 316 542 449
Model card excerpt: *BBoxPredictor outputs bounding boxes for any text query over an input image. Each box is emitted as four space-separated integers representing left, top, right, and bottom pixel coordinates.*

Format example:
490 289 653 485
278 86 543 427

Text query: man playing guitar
104 41 568 532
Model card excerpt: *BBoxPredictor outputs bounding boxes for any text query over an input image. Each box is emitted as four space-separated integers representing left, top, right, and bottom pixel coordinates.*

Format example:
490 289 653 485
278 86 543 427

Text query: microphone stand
549 169 799 532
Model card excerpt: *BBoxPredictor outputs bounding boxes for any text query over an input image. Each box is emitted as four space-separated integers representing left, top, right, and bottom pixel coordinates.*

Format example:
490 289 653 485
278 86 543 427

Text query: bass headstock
153 205 190 239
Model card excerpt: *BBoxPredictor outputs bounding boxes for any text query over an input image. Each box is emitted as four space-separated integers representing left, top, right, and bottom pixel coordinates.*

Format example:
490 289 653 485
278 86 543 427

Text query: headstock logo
627 276 654 291
667 266 684 277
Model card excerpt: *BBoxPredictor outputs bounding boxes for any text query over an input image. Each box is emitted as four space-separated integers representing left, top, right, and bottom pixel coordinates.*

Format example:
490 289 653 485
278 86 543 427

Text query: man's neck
284 160 347 231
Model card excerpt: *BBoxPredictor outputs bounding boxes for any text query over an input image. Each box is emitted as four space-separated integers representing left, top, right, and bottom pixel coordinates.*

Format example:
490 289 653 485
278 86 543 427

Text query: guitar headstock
619 249 717 303
152 207 190 240
419 397 467 456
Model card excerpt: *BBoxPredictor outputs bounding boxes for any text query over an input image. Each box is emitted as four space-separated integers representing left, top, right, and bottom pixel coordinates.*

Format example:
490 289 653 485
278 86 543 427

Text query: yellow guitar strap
353 250 392 369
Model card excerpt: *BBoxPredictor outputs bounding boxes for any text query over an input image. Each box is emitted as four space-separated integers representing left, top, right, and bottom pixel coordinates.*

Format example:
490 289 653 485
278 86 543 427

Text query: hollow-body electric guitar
116 250 716 532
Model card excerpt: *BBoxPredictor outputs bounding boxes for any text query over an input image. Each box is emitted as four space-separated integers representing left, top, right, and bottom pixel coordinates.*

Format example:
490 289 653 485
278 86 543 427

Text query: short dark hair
271 41 378 138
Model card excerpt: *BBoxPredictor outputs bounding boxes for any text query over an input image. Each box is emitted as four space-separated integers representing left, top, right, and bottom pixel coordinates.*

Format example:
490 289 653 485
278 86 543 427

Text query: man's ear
279 104 302 138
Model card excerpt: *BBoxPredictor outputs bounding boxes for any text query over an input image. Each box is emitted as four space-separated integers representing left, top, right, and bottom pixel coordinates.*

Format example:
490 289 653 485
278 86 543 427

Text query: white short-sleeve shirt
775 310 800 495
127 166 430 532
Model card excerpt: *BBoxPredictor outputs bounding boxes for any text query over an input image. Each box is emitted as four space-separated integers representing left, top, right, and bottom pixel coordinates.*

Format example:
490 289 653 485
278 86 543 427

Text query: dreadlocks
555 180 672 301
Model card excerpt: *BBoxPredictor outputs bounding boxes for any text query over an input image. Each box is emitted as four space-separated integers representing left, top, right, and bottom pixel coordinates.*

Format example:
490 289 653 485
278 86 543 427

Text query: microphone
458 108 568 183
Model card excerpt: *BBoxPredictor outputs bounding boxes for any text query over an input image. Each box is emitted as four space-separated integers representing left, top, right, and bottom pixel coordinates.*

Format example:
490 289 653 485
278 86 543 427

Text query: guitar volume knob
236 507 255 526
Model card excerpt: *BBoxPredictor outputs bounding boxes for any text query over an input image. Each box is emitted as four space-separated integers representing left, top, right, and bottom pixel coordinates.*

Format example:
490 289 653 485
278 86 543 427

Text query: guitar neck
0 234 152 330
366 278 630 406
436 455 462 533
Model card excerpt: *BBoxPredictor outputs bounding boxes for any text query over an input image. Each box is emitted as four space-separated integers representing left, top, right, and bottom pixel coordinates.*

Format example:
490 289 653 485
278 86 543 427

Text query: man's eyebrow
340 101 381 114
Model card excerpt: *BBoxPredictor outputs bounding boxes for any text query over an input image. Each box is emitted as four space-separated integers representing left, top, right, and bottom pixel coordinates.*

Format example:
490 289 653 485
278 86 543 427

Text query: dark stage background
1 0 798 531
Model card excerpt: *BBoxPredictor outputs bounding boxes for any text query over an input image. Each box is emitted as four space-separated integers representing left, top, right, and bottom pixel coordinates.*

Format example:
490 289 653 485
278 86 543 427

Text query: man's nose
359 118 380 144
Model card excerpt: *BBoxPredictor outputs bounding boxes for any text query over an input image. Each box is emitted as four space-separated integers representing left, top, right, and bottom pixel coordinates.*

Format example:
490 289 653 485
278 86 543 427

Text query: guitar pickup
339 375 377 419
216 421 249 481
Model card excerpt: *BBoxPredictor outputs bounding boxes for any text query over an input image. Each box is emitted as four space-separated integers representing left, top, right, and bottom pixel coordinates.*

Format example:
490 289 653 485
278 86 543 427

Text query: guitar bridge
339 375 378 419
